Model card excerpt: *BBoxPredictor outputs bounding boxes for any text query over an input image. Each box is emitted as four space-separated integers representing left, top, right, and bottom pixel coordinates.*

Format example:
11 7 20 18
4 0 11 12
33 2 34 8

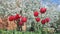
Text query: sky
42 0 60 11
50 0 60 5
42 0 60 5
50 0 60 11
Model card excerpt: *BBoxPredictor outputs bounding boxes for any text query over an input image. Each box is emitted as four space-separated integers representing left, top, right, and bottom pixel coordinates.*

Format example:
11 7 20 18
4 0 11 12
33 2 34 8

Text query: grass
0 30 60 34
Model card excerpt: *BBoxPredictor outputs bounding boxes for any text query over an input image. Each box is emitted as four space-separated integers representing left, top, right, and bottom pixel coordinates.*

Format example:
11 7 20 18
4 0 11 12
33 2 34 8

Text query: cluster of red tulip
34 8 50 24
8 14 27 26
8 7 50 26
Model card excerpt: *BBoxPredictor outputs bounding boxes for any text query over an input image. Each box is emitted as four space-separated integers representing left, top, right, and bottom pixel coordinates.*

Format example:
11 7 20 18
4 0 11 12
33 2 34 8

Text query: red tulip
34 11 39 17
41 19 46 24
35 17 40 22
45 18 50 23
40 8 46 14
9 15 14 21
14 14 20 20
19 21 24 26
21 17 27 22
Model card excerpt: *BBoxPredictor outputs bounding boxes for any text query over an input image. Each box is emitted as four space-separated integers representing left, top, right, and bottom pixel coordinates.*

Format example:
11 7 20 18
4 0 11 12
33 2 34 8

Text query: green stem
22 32 24 34
13 30 15 34
45 30 48 34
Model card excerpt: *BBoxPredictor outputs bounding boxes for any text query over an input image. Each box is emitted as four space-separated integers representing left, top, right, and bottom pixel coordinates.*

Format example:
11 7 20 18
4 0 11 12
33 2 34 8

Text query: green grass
0 30 60 34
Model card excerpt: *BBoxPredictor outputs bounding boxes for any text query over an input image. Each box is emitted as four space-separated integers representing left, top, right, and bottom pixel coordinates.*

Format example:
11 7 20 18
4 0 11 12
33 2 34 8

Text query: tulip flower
45 18 50 23
21 17 27 22
14 14 21 20
40 8 46 14
35 17 40 22
9 15 14 21
19 21 24 26
41 19 46 24
34 11 39 17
